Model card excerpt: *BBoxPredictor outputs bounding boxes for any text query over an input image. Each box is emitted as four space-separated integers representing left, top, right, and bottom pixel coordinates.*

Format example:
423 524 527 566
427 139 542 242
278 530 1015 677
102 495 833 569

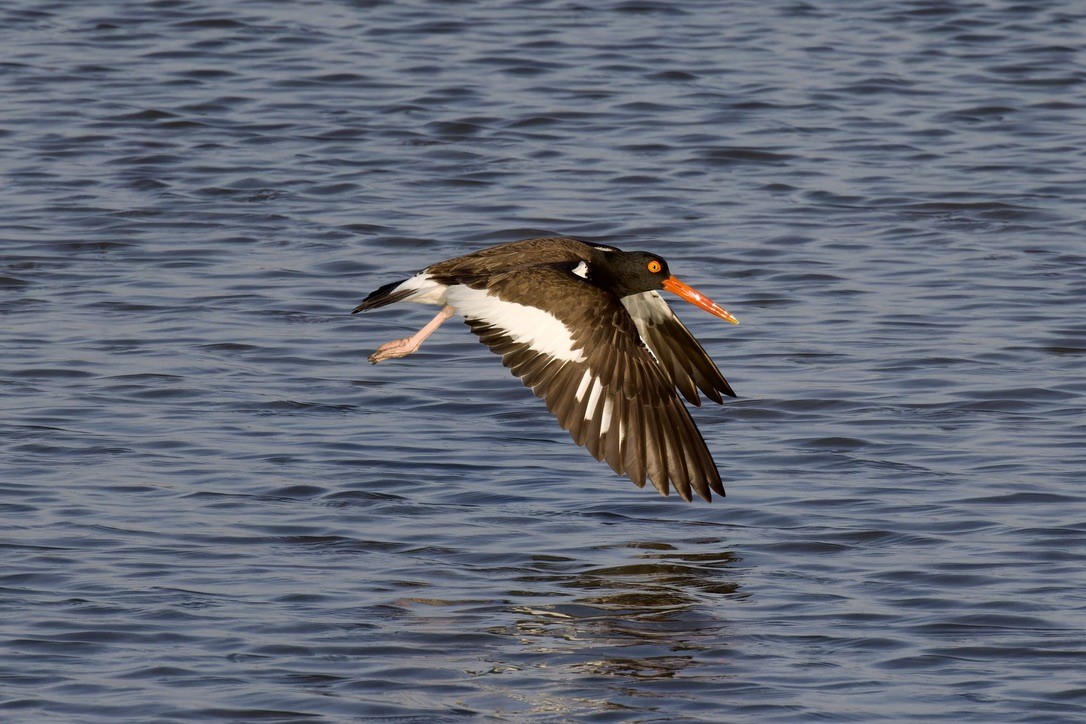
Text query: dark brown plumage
352 236 740 502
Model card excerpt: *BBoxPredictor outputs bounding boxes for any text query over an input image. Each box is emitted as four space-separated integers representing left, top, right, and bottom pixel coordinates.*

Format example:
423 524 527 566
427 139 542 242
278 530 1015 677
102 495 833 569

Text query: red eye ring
647 260 662 273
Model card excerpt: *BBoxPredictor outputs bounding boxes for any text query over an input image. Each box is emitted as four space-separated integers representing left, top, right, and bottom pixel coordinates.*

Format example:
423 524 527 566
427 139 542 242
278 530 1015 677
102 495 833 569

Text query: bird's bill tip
662 277 739 324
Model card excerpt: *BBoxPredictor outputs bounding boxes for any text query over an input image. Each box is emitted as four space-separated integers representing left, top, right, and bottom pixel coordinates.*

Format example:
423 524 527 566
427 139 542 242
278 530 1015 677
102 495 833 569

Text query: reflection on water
347 539 746 717
504 542 742 682
363 539 748 718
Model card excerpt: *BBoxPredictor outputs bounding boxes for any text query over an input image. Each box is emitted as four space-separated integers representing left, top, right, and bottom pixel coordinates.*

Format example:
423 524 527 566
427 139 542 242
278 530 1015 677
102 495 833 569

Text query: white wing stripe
599 395 614 434
574 369 593 401
445 286 588 363
583 377 604 421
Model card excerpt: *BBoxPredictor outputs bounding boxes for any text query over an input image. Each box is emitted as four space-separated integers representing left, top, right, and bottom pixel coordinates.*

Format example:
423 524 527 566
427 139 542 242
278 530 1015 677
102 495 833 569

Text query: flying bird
352 236 739 502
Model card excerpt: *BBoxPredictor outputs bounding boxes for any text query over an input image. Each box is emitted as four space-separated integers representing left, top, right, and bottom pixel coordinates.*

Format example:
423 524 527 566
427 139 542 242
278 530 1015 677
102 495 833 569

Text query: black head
586 245 740 323
591 250 671 297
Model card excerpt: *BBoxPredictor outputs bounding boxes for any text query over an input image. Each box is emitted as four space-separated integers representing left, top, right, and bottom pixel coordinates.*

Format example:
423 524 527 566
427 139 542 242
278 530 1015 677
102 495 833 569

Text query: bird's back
426 237 600 283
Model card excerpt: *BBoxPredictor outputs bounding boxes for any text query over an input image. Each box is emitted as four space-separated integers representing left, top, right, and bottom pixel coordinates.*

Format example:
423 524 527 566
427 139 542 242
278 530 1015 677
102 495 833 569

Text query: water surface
2 0 1085 721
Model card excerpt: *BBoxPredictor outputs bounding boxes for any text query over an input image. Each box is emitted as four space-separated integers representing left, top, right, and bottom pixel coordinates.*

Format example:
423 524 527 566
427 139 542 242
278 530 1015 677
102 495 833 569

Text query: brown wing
620 291 737 404
459 266 724 502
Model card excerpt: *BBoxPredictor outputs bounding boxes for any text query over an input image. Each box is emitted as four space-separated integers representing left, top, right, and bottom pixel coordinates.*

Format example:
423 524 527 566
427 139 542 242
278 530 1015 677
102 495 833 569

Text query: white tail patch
397 272 449 306
446 286 587 363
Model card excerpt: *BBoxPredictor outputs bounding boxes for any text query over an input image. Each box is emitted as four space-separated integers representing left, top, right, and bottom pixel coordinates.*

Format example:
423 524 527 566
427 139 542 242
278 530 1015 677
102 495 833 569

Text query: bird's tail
351 278 412 313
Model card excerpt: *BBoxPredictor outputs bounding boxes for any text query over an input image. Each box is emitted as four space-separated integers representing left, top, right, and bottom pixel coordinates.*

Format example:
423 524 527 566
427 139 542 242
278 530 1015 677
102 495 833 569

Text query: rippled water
3 0 1085 721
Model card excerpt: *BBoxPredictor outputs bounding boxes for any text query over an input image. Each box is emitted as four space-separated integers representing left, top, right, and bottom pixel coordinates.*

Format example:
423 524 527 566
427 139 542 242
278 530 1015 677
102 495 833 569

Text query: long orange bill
662 276 739 324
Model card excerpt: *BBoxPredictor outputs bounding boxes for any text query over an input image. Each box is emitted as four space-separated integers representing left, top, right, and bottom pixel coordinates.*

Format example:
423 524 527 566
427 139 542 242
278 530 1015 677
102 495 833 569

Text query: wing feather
459 267 724 501
621 291 736 404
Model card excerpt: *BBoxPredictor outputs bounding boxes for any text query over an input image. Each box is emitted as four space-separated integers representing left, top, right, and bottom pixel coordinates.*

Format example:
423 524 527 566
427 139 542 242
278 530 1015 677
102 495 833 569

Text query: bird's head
596 250 739 324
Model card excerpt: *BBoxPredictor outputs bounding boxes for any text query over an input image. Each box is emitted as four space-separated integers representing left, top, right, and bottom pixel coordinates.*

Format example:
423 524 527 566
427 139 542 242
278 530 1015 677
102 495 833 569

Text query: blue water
2 0 1085 721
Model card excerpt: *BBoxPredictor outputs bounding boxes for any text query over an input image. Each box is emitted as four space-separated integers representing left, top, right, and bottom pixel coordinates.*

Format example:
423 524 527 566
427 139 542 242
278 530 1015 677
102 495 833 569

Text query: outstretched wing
620 291 736 405
445 266 724 502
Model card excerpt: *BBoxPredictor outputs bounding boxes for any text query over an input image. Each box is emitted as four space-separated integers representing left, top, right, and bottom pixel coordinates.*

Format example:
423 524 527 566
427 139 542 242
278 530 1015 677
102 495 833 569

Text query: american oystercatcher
352 236 739 502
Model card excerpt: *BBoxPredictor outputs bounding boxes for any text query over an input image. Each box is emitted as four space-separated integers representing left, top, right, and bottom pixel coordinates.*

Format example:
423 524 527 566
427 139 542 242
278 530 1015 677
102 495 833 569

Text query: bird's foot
367 305 455 365
369 337 419 364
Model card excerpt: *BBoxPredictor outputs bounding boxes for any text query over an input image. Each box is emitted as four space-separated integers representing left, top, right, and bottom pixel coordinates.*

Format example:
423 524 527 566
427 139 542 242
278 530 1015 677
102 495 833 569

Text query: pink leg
369 305 455 364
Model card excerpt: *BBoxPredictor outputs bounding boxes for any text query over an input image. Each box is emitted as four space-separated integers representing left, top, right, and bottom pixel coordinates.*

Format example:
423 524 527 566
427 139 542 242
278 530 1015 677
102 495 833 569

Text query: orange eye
647 260 662 273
